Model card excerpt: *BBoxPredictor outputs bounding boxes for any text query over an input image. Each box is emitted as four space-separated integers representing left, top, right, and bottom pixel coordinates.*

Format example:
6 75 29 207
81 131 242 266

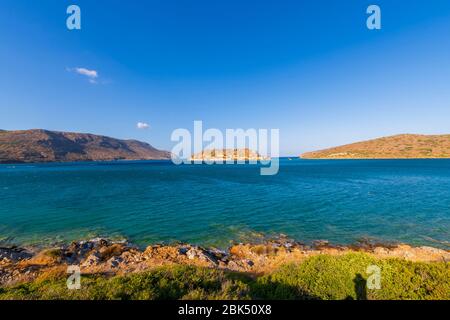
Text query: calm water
0 159 449 248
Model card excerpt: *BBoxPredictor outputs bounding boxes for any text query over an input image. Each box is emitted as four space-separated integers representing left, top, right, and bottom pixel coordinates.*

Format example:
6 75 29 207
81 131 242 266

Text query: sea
0 159 449 249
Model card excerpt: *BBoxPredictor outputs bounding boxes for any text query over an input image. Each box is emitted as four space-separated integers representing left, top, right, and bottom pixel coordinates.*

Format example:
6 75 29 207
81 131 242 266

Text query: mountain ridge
301 134 450 159
0 129 171 164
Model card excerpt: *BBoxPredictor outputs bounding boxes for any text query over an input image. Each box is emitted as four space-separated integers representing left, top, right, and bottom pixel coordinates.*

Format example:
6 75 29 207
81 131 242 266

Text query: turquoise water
0 159 449 248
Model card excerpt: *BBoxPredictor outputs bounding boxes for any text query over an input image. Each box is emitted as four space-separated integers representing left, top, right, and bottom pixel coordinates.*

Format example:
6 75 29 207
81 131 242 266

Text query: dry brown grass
301 134 450 159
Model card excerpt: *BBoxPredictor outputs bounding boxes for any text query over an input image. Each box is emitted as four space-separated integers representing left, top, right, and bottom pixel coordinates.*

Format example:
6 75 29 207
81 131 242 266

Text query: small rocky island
191 148 269 162
0 129 171 164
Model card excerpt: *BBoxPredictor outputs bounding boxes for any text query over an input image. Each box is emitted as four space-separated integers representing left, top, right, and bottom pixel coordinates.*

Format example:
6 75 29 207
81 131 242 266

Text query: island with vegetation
301 134 450 159
191 148 269 162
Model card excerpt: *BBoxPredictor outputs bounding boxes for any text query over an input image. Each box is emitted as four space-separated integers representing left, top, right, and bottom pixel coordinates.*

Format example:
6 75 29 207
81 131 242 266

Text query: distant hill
0 129 171 164
301 134 450 159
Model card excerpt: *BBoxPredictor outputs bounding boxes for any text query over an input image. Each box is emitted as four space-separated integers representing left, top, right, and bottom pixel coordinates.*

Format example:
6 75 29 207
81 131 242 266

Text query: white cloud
67 67 99 83
75 68 98 78
137 122 150 129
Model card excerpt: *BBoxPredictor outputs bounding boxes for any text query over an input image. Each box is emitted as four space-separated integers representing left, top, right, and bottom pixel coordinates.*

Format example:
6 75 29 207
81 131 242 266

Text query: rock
107 256 123 269
374 247 389 255
403 251 414 258
63 238 130 264
0 246 33 262
419 246 444 254
78 241 94 251
244 259 254 267
227 261 239 269
284 242 293 249
185 247 218 264
312 240 329 248
186 248 197 260
65 241 93 262
207 248 228 260
98 243 126 260
81 253 101 267
120 250 143 264
144 246 154 257
87 238 110 248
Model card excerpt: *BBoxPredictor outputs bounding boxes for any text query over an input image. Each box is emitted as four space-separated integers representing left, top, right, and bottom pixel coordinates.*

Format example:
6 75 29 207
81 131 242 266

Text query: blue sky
1 0 450 156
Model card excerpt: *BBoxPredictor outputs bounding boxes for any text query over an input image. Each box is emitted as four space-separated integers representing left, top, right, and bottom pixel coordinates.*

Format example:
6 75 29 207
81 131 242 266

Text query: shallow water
0 159 449 248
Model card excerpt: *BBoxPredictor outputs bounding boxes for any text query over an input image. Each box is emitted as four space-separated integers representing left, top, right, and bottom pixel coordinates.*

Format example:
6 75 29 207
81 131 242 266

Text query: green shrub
1 254 448 300
0 265 252 300
254 253 449 300
369 259 450 300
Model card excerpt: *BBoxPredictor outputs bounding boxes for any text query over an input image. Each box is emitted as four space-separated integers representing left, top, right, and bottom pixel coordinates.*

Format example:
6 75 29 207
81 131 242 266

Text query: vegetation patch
253 253 449 300
1 253 448 300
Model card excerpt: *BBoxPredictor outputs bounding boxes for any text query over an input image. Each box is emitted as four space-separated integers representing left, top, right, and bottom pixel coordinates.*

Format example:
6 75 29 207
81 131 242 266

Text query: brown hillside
301 134 450 159
0 129 171 164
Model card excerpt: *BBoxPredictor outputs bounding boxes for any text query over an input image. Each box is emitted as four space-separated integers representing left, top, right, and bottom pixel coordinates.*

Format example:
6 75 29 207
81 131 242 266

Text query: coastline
0 158 173 165
1 236 449 286
300 157 450 160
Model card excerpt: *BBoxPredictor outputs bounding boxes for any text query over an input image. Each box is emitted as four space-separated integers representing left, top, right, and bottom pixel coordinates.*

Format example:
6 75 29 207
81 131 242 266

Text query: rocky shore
1 237 449 287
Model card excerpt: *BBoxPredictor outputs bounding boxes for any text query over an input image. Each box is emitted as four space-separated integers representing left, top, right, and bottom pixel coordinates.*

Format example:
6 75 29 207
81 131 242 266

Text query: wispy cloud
137 122 150 129
75 68 98 78
67 67 99 84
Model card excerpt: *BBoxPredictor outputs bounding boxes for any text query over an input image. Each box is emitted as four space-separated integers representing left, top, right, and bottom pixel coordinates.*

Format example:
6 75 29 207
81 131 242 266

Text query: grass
253 253 449 300
0 265 253 300
1 253 448 300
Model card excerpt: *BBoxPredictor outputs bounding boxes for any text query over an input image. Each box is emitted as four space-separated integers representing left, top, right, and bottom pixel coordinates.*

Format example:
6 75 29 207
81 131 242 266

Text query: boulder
0 246 33 262
184 247 218 265
373 247 389 255
81 253 101 267
107 256 123 269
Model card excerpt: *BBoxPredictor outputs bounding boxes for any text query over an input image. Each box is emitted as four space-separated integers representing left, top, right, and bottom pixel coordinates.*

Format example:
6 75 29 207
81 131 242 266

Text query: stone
107 256 123 268
419 246 443 254
81 253 101 267
186 248 197 260
313 240 329 248
0 247 33 262
374 247 389 255
244 259 254 267
227 261 239 269
184 247 218 264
